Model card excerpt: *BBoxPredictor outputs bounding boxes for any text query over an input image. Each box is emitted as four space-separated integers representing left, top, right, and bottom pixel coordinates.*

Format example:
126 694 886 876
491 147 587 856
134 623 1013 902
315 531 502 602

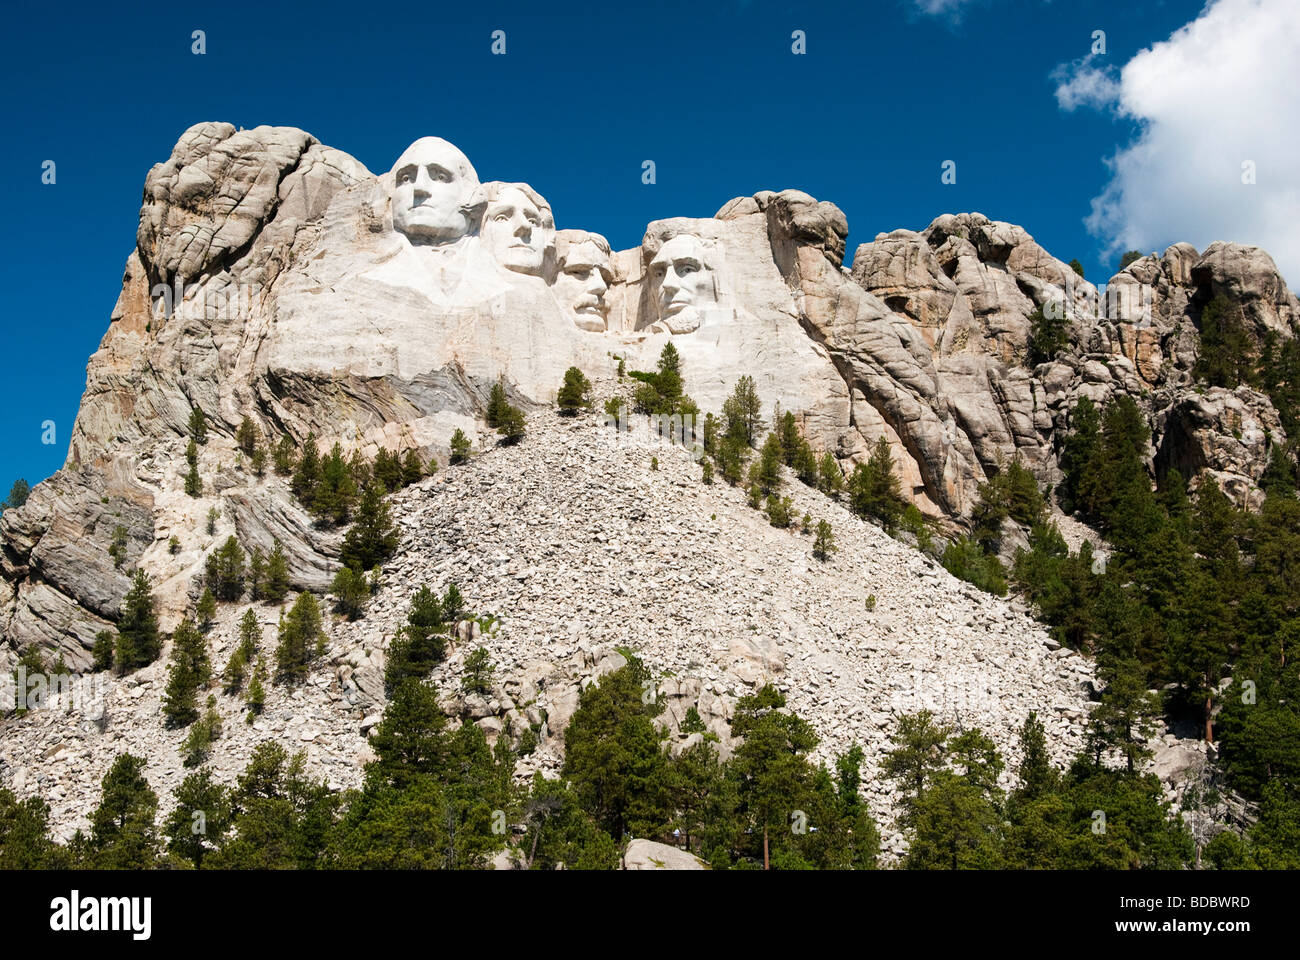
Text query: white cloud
1061 0 1300 285
911 0 983 19
1052 57 1121 112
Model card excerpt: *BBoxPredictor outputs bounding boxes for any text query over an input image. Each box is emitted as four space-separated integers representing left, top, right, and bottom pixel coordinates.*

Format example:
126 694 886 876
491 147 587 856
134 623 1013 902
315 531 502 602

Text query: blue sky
0 0 1280 493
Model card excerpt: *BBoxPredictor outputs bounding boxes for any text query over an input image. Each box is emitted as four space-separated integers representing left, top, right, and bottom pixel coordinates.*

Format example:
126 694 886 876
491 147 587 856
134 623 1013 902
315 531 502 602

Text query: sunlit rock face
4 120 1297 665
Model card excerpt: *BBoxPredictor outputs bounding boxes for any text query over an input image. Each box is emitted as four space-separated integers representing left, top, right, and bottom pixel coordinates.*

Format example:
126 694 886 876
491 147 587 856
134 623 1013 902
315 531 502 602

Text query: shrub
813 520 837 560
449 429 472 464
331 566 369 620
765 495 793 528
496 404 526 444
557 367 593 415
941 537 1008 596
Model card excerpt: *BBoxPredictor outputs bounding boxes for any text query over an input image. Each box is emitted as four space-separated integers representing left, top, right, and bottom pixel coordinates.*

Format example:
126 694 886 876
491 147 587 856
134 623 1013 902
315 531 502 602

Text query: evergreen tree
882 710 952 820
184 439 202 497
496 403 526 444
164 769 232 868
86 754 159 869
246 546 265 601
162 617 210 727
188 406 207 444
486 379 509 428
818 451 844 496
557 367 593 415
274 592 325 684
1027 305 1070 366
3 478 31 511
813 520 837 560
115 570 161 673
331 565 369 620
340 482 400 572
401 448 425 486
849 438 906 530
291 432 321 502
273 434 296 475
196 588 217 632
462 646 495 695
749 432 783 498
263 541 290 603
236 416 260 457
92 630 116 672
721 376 762 447
1194 293 1253 388
208 535 246 601
384 587 448 693
449 429 472 465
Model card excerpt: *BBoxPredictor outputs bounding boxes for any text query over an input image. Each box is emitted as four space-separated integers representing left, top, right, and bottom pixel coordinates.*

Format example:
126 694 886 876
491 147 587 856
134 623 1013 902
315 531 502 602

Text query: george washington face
390 137 479 244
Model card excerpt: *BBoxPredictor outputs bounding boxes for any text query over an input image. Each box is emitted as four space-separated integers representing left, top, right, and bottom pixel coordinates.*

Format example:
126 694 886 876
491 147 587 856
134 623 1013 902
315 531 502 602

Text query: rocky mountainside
1 121 1294 851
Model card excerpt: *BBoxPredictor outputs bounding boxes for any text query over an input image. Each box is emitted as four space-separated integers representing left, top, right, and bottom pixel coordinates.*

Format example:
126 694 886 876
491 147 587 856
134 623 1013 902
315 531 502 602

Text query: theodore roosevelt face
554 232 612 330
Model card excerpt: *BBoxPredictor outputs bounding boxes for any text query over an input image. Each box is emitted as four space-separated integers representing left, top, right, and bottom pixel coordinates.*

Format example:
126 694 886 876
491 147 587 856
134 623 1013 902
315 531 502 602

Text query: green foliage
340 482 399 572
496 402 526 444
941 536 1008 596
196 588 217 631
1027 305 1070 366
450 428 472 464
236 416 260 457
86 754 159 869
462 646 495 695
92 630 116 672
765 494 793 528
115 570 161 673
331 565 369 620
263 541 290 603
1194 293 1253 388
164 769 231 868
3 478 31 511
184 439 202 497
818 450 844 496
273 434 296 475
813 520 837 560
384 587 448 694
162 617 211 727
188 406 207 444
557 366 593 415
1068 258 1084 278
0 787 66 868
207 535 246 601
563 657 671 840
486 378 508 428
971 457 1046 552
108 523 128 569
168 535 181 555
274 592 325 685
182 695 223 767
1118 250 1143 271
848 438 906 530
721 375 762 447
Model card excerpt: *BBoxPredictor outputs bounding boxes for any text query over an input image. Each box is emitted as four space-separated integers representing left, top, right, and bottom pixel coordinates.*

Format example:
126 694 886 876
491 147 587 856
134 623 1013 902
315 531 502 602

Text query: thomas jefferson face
650 234 717 331
481 186 551 276
554 233 612 330
390 138 479 244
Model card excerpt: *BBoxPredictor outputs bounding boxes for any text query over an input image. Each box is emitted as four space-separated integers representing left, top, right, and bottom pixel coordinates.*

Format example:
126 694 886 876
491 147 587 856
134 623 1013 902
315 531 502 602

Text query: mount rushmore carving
2 120 1297 664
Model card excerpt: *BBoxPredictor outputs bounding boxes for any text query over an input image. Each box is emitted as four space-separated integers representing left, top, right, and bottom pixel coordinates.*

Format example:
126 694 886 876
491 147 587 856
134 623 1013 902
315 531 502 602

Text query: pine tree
557 366 593 415
750 432 783 498
247 546 265 601
401 448 425 486
331 565 369 620
188 407 207 444
292 433 321 502
164 769 231 868
721 376 762 447
486 379 508 428
340 483 400 572
208 535 246 601
496 403 526 444
196 588 217 632
263 541 290 603
777 410 801 466
849 437 905 530
462 646 494 695
184 439 202 497
275 592 324 684
245 662 267 717
813 520 837 560
3 478 31 511
273 434 297 475
384 586 448 693
115 570 161 673
87 754 158 869
92 631 116 672
818 450 844 496
236 416 260 456
162 617 210 727
449 429 471 465
182 695 223 767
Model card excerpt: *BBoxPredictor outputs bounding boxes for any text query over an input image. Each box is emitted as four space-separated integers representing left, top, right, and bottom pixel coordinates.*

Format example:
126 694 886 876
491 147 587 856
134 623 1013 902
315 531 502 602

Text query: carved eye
569 267 591 280
429 166 451 182
677 262 697 275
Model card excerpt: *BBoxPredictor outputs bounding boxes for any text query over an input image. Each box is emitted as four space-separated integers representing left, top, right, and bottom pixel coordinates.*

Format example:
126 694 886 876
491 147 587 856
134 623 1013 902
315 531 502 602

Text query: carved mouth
662 300 691 316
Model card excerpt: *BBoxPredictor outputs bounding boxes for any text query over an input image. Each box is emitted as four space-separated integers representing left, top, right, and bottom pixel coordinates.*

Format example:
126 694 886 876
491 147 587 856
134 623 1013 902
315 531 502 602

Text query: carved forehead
651 234 708 267
473 181 554 228
556 231 611 267
390 137 478 183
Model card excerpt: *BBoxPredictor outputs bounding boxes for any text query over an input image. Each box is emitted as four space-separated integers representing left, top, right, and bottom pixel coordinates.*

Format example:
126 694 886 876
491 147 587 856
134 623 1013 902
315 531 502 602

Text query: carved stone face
650 234 717 331
481 186 552 276
554 233 612 330
390 138 479 244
